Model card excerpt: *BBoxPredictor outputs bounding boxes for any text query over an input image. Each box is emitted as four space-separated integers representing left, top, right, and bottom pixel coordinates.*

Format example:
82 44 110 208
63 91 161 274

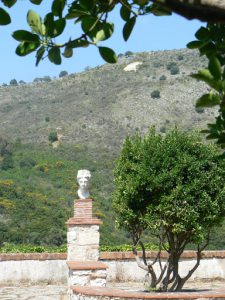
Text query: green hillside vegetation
0 49 224 250
0 141 130 247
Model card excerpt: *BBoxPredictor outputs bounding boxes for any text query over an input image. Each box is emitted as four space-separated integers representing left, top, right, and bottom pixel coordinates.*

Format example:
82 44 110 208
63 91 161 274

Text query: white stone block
67 245 99 261
90 278 106 287
67 231 77 243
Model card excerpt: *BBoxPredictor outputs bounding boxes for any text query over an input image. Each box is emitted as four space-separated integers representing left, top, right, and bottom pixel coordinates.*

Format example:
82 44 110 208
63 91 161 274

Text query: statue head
77 169 91 199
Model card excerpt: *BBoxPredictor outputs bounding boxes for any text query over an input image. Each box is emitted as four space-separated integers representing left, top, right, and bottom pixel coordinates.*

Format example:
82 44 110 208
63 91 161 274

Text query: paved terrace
0 280 225 300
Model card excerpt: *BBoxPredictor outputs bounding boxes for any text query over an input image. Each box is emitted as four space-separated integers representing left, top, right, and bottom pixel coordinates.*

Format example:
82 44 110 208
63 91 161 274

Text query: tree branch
153 0 225 23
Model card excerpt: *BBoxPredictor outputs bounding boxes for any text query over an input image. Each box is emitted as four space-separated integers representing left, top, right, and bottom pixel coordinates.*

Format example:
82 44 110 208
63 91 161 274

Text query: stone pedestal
66 199 107 299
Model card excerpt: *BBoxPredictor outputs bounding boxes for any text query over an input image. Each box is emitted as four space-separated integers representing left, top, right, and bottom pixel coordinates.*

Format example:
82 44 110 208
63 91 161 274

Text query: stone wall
0 251 225 285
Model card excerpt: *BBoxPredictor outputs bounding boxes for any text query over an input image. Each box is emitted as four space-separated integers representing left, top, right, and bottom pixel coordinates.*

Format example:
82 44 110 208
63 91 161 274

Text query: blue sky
0 2 203 84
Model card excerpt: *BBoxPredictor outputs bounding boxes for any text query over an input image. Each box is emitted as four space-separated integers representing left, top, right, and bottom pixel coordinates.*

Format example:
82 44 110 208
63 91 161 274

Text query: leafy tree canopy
113 128 225 291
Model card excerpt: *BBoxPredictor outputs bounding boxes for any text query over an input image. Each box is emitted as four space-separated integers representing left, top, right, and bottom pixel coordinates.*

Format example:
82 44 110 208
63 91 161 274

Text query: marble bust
77 169 91 199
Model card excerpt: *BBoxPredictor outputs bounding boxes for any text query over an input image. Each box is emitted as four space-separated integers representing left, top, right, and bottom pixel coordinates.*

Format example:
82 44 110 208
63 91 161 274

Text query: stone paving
0 281 224 300
0 284 67 300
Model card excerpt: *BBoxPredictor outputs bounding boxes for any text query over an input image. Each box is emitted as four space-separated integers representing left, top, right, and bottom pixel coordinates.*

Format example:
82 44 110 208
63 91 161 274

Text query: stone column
66 199 107 299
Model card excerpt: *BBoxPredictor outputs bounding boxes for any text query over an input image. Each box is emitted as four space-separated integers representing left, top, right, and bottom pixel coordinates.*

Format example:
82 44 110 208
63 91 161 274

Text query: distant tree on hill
0 136 13 170
170 65 180 75
151 90 160 98
59 70 68 78
48 132 58 143
9 79 18 86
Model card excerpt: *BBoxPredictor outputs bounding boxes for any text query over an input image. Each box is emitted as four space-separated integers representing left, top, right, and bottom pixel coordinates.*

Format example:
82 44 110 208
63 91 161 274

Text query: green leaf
15 41 40 56
66 3 89 19
94 23 114 43
29 0 43 4
206 133 219 140
99 46 117 64
48 47 61 65
52 18 66 37
81 16 98 33
199 42 216 56
2 0 17 8
12 30 39 42
123 16 136 42
68 39 89 48
195 27 210 41
80 0 94 11
196 93 220 108
63 46 73 58
27 10 43 35
120 5 131 21
186 40 204 49
52 0 66 18
44 13 65 37
35 46 45 66
0 8 11 25
208 56 221 80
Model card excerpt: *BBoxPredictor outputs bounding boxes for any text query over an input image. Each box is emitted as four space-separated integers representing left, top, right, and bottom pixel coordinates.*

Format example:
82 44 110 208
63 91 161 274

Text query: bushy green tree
59 70 68 78
151 90 160 98
0 137 13 170
48 131 58 143
9 79 18 86
113 128 225 292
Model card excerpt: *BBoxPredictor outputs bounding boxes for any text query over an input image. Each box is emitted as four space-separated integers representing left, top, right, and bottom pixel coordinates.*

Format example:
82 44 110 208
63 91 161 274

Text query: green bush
177 54 184 60
159 75 166 80
195 107 204 113
166 62 177 70
19 157 36 169
125 51 133 56
170 65 180 75
48 132 58 143
151 90 160 99
59 70 68 78
0 243 67 253
9 79 18 86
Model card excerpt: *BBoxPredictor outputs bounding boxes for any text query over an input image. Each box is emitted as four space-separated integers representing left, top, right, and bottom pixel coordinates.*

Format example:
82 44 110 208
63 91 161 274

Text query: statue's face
78 176 89 190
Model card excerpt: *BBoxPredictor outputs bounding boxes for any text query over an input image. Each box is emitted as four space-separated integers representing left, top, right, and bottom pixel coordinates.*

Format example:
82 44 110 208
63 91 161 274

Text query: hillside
0 48 224 249
0 48 216 149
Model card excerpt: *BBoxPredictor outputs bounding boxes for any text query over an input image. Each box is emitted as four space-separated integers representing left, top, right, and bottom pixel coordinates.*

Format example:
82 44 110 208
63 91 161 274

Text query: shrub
166 62 177 70
125 51 133 56
195 107 205 113
177 54 184 60
48 131 58 143
59 70 68 78
159 75 166 80
151 90 160 99
42 76 51 82
9 79 18 86
153 62 161 68
170 65 180 75
45 116 50 122
33 77 42 83
19 157 36 169
1 156 13 170
160 126 166 133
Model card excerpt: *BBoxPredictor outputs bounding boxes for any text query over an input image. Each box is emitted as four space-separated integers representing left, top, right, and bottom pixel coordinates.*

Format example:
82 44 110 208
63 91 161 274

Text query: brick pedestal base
67 199 107 299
